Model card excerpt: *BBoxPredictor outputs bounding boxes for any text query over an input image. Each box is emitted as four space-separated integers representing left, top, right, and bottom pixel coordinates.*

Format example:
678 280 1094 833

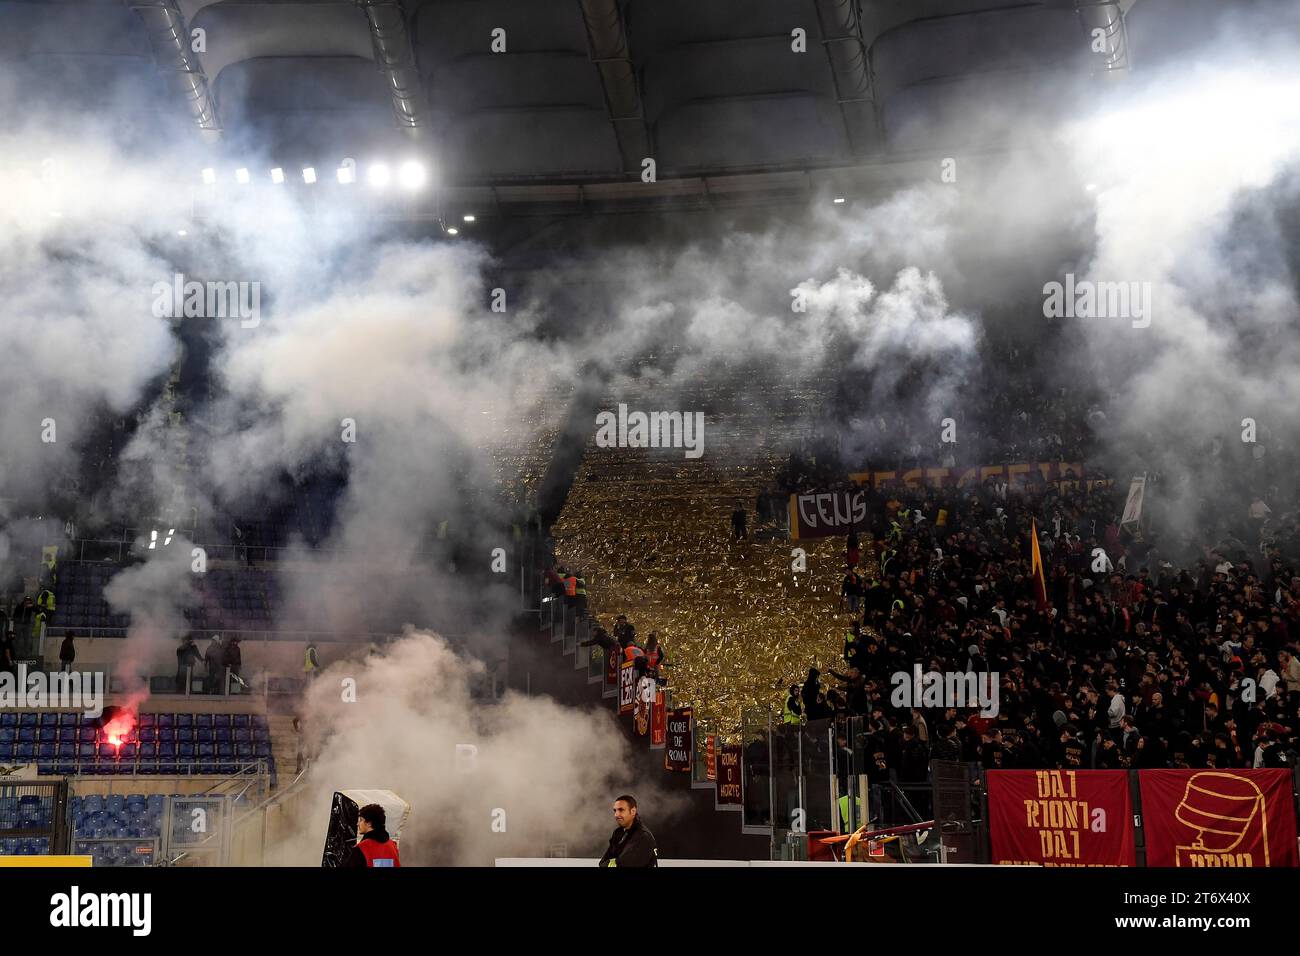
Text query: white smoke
270 630 681 865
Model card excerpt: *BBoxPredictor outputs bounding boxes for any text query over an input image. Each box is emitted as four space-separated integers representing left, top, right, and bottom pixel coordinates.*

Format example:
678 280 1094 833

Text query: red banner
1139 769 1298 867
717 744 742 805
705 736 717 781
664 708 692 773
988 770 1135 866
651 690 666 747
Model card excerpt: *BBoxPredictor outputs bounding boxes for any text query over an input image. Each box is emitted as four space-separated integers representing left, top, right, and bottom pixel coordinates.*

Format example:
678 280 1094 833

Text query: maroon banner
651 690 666 747
988 770 1135 866
705 735 717 781
717 744 742 805
605 646 618 687
788 490 869 541
1139 769 1298 867
618 660 636 715
664 708 692 773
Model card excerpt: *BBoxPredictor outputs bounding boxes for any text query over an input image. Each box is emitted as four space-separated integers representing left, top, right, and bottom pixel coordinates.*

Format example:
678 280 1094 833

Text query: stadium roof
0 0 1290 214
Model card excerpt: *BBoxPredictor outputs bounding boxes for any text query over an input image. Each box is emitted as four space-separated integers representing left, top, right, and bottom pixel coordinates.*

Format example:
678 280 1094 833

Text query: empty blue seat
178 743 194 758
78 727 95 743
78 743 96 758
176 714 193 729
232 728 251 743
198 743 215 758
254 742 272 758
37 743 54 758
136 759 159 774
158 728 176 741
18 714 36 727
39 713 59 727
138 714 155 728
139 727 156 742
16 744 34 760
120 744 138 760
214 728 232 742
83 795 103 812
37 727 57 742
157 714 174 728
57 742 75 757
193 714 212 729
17 729 36 743
196 728 213 743
211 715 231 729
232 715 251 728
235 743 253 758
55 760 77 775
0 729 13 744
140 743 157 758
0 714 15 727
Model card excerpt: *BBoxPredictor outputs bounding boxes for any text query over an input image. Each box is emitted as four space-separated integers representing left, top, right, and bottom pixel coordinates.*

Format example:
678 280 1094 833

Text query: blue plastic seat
18 713 37 728
157 714 174 728
16 743 34 761
0 729 14 745
158 728 176 741
17 728 36 743
37 743 55 758
179 742 194 758
0 714 15 727
176 714 193 729
196 728 214 743
39 713 59 727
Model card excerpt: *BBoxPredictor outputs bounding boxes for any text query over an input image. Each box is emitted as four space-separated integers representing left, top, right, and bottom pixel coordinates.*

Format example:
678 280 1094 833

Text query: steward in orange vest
342 804 401 868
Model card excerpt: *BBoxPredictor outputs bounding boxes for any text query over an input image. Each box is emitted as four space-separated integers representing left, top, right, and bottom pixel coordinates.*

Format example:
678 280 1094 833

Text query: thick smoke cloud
269 630 681 865
0 0 1298 857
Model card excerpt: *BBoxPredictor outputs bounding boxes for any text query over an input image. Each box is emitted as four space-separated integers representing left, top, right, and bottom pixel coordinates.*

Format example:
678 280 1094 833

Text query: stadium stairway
509 610 771 861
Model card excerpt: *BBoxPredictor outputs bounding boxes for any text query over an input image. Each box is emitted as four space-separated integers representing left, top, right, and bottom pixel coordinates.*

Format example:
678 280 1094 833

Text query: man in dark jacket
598 794 658 867
340 804 401 868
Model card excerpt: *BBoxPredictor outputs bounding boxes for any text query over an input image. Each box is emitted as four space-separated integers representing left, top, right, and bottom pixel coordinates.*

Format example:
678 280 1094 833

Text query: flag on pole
1121 475 1146 530
1030 518 1048 610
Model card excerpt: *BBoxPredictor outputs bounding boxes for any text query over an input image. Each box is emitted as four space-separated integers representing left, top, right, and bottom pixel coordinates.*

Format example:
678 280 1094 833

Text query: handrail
199 758 268 796
240 757 312 820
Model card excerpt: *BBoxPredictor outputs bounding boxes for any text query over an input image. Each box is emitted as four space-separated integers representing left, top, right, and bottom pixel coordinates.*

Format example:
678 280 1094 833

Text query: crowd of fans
784 474 1300 785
